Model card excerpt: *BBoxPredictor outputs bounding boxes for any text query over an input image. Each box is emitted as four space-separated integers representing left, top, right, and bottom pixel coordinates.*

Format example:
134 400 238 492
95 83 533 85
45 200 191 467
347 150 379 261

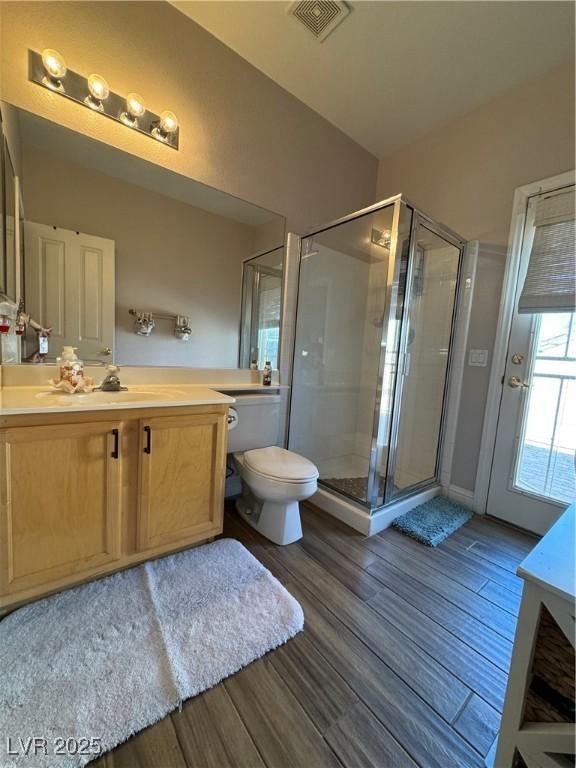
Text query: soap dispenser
56 346 85 387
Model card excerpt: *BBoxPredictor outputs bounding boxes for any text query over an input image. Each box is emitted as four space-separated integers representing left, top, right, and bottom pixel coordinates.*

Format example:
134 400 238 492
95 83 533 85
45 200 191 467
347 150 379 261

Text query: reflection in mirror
239 247 283 370
0 124 5 297
3 140 17 301
7 106 285 367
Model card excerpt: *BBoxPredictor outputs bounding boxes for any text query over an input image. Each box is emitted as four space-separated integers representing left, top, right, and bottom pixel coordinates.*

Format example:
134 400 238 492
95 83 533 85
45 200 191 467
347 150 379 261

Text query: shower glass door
386 218 461 501
288 198 463 512
288 202 398 505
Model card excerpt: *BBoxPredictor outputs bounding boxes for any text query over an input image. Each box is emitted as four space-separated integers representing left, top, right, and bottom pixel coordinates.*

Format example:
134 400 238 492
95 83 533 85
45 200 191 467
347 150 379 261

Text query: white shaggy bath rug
0 539 303 768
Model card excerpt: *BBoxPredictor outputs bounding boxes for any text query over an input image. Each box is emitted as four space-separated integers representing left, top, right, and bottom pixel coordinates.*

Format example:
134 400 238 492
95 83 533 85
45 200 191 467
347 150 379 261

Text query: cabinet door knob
144 425 152 454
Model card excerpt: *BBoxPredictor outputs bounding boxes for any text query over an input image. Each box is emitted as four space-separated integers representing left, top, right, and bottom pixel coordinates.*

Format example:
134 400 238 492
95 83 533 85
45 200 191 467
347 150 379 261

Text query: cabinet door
0 422 122 595
137 413 226 551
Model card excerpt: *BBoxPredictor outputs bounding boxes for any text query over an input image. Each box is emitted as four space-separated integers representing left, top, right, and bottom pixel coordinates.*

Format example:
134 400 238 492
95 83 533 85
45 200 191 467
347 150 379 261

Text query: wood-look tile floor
94 502 538 768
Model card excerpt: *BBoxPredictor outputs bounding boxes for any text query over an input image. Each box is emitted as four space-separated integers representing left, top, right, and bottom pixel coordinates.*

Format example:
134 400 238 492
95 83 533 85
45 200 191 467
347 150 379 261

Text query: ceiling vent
288 1 350 42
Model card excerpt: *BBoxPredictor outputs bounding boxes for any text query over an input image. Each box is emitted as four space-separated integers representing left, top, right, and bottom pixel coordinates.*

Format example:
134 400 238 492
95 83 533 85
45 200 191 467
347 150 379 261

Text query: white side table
486 503 575 768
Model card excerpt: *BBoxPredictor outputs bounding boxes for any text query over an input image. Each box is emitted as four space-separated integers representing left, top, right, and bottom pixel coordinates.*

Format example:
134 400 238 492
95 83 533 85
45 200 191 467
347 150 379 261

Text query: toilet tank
226 393 282 453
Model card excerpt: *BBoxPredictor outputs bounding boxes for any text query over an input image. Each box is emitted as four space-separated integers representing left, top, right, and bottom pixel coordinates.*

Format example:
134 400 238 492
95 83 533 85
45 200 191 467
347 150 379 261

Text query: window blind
518 188 576 314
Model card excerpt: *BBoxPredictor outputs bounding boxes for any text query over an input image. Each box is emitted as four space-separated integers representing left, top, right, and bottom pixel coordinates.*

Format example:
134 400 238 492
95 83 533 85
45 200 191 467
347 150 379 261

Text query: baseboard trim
445 484 477 511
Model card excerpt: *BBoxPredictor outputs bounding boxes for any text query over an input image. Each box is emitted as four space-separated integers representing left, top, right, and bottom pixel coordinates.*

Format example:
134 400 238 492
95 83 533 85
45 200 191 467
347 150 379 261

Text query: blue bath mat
391 496 473 547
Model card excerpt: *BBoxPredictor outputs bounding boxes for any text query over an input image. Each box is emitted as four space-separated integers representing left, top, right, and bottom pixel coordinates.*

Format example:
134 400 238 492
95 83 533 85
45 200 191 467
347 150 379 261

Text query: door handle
143 425 152 454
508 376 529 389
111 428 119 459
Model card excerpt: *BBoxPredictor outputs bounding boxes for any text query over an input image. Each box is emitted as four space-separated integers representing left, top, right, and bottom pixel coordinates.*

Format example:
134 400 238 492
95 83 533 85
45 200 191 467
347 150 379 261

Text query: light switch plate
468 349 489 367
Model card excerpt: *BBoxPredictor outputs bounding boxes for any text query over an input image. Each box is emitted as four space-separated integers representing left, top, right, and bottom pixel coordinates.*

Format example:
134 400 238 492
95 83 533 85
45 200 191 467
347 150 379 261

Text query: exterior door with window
487 184 575 535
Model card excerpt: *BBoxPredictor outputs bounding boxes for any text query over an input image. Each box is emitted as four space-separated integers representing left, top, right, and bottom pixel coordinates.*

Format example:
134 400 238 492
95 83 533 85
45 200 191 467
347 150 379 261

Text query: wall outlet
468 349 489 367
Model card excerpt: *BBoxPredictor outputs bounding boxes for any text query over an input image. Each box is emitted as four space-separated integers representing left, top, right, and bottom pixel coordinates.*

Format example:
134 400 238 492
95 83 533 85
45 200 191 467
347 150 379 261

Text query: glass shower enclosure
287 195 465 512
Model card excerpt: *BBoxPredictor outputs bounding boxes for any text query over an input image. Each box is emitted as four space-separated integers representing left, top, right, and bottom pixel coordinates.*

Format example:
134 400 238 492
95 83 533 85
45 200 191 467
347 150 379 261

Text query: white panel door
487 185 576 535
24 223 115 362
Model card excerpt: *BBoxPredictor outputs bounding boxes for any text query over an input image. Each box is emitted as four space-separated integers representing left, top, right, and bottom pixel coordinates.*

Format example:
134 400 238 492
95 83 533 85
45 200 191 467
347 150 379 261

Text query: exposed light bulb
159 110 178 134
41 49 67 91
152 110 179 142
85 73 110 111
88 73 109 101
126 92 145 118
121 92 146 127
41 48 67 79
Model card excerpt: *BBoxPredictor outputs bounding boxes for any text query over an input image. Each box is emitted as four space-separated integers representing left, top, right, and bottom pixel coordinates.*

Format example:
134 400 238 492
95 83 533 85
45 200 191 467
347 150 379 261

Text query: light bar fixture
29 49 180 150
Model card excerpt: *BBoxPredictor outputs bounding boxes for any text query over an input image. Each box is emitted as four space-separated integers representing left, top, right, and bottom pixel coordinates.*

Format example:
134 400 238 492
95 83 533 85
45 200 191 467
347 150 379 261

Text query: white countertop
517 502 575 602
0 385 235 416
213 383 286 392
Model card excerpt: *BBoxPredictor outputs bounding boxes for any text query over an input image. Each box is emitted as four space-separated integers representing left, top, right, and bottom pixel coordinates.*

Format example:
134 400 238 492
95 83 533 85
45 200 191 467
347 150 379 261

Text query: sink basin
34 389 186 405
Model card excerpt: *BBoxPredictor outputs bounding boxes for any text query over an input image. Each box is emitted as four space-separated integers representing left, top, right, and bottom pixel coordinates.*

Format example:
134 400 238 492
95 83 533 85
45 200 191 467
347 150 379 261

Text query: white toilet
226 394 318 545
233 446 318 545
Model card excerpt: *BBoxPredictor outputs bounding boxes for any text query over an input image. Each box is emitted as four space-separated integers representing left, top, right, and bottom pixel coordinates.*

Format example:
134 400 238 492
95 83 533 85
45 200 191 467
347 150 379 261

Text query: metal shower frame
286 194 466 513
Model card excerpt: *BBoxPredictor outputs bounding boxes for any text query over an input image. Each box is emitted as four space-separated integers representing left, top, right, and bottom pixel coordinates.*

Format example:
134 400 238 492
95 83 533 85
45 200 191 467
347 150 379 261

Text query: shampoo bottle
263 361 272 386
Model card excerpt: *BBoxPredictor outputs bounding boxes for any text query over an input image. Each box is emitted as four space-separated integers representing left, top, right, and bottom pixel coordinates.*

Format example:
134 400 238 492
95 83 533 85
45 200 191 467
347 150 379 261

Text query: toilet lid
244 447 319 483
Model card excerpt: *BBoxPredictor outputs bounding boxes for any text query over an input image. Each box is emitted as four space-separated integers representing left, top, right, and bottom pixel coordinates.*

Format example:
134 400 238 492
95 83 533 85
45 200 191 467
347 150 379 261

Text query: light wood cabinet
137 414 226 551
0 421 122 595
0 405 228 610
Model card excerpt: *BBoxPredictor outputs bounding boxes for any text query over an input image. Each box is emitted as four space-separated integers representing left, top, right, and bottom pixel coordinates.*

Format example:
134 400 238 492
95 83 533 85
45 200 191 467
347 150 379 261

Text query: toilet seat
243 446 319 484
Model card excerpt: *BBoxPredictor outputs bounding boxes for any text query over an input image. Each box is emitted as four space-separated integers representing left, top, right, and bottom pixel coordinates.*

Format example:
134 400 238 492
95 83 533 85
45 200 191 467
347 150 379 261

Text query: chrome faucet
95 365 127 392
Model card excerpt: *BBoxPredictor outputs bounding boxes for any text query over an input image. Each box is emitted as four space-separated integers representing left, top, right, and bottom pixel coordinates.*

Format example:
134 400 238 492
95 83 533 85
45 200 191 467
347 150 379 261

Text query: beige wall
23 145 258 367
0 1 377 234
378 61 575 491
450 245 507 491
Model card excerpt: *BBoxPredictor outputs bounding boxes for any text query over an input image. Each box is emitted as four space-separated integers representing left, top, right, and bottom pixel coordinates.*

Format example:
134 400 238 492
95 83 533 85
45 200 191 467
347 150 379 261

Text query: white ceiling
171 1 575 158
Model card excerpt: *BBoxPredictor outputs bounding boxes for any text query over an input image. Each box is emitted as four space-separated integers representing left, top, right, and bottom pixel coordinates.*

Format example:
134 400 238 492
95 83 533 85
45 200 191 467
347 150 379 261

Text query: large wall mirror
2 105 285 368
0 118 5 298
4 139 17 302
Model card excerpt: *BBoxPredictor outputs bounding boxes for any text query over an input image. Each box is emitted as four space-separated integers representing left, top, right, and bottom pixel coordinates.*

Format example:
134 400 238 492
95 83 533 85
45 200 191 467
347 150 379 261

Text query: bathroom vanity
0 387 233 611
0 99 287 611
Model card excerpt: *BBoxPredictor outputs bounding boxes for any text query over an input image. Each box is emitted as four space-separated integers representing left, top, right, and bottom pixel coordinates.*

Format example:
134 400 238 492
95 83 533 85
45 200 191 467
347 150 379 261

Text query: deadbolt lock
511 353 524 365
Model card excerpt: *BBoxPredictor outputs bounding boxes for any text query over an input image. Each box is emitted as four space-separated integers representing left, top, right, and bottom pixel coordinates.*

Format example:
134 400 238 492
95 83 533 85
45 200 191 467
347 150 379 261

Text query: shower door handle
402 352 411 377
